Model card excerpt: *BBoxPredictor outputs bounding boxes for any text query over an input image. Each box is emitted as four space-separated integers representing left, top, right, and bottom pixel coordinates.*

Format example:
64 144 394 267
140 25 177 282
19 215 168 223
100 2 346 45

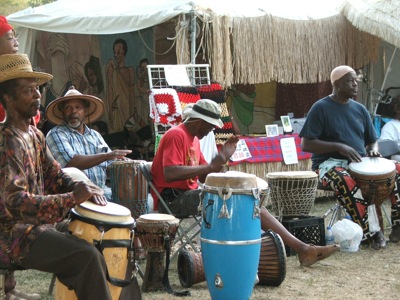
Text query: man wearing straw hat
152 99 339 267
0 53 116 299
0 16 44 300
45 86 131 201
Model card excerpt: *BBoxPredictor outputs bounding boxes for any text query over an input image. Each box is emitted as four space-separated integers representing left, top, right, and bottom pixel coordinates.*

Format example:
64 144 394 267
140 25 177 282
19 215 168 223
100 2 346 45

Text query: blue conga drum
201 171 262 300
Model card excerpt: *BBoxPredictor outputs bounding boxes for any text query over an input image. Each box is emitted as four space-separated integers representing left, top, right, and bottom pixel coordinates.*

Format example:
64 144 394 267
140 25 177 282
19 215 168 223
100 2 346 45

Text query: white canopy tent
8 0 366 86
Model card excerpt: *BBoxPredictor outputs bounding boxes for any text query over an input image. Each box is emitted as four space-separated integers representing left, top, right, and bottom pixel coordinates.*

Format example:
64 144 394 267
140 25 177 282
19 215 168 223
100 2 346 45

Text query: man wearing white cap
300 65 400 249
152 99 339 267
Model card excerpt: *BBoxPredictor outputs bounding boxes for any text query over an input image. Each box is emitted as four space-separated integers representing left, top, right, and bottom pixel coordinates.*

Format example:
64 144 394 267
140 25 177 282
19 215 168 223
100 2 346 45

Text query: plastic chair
377 139 400 159
138 162 201 262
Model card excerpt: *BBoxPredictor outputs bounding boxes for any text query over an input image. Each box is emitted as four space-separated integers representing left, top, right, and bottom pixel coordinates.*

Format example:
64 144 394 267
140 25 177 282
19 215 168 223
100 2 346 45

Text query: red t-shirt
151 123 207 210
0 104 5 122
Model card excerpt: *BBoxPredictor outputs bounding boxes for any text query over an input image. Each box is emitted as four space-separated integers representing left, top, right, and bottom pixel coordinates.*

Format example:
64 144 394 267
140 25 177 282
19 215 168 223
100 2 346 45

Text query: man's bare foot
298 244 340 267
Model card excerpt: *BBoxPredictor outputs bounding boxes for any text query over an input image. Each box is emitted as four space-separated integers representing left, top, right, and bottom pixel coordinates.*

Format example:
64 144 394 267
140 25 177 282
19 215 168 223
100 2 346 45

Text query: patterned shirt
0 124 77 266
46 123 113 199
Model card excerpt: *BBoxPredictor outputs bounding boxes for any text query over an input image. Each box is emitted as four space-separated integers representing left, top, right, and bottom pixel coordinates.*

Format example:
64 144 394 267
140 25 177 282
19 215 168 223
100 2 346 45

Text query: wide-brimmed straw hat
184 99 223 128
46 86 105 125
0 54 52 85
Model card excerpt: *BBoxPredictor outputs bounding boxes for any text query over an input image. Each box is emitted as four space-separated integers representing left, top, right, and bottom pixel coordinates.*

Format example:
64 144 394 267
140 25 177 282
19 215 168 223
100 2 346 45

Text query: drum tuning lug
251 188 260 200
214 273 224 289
218 200 231 219
253 203 260 219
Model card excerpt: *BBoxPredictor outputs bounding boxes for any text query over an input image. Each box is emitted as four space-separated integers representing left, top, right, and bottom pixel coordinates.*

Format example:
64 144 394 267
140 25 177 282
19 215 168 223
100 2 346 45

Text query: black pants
159 188 202 218
22 230 111 299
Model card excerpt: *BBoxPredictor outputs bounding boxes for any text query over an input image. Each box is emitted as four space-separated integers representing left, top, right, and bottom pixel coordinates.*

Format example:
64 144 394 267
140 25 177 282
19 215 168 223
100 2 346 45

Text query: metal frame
147 64 210 89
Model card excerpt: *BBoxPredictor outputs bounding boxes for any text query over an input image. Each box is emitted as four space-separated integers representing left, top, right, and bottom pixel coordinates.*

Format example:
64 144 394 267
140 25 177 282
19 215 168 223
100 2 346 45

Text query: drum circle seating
266 171 318 217
109 160 148 219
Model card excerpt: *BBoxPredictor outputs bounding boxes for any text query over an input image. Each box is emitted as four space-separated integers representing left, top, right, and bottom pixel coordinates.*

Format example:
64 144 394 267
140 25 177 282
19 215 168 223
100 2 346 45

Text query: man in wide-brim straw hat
46 86 131 201
0 53 142 299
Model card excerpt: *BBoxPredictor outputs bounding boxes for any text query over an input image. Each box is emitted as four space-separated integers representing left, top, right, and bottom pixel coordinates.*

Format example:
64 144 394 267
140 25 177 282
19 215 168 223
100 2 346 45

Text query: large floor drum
55 201 135 300
201 171 262 300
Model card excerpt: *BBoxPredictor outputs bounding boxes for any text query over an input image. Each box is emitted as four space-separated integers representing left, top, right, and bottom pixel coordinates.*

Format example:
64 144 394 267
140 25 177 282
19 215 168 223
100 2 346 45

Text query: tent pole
190 10 196 65
380 47 397 92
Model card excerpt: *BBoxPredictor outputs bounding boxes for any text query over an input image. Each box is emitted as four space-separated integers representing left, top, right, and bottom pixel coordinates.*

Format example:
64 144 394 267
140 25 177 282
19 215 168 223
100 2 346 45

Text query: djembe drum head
135 213 179 252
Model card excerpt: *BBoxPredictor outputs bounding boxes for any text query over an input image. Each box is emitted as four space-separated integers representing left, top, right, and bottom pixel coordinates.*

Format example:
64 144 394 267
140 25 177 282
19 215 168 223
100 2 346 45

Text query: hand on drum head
338 144 362 162
72 181 107 206
109 149 132 160
367 149 381 158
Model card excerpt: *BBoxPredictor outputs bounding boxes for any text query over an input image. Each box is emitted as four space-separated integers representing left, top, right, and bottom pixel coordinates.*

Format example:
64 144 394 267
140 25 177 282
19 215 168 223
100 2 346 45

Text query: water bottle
326 226 335 245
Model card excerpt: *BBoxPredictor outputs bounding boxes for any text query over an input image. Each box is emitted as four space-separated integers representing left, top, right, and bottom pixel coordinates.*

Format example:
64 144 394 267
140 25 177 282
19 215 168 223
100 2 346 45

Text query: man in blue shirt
46 86 131 201
300 65 400 249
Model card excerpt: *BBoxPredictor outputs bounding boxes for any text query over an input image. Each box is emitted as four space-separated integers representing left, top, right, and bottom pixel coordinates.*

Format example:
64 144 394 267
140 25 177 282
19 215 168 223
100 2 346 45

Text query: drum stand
323 202 347 228
142 252 165 292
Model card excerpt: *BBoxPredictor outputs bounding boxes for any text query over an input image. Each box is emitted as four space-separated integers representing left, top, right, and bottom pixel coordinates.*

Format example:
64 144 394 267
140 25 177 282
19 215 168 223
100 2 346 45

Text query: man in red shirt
151 99 339 267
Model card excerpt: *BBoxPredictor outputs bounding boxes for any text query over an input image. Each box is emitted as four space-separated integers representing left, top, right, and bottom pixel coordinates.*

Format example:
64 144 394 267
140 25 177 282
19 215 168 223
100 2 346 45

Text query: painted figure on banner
85 55 105 100
68 60 89 94
136 57 150 126
44 33 73 107
106 38 135 133
227 83 256 134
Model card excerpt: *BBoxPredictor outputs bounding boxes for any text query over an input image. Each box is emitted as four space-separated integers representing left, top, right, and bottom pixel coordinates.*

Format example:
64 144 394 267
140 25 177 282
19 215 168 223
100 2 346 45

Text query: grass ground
14 196 399 300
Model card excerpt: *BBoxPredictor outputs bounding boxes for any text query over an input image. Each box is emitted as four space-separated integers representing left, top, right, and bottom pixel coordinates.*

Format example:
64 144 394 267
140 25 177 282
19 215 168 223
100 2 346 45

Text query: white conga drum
266 171 318 217
55 201 135 300
201 171 262 300
109 160 148 219
135 213 179 292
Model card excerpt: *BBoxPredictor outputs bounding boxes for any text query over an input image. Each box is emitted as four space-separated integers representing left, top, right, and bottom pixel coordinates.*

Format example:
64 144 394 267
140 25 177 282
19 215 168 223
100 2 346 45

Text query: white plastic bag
331 218 363 253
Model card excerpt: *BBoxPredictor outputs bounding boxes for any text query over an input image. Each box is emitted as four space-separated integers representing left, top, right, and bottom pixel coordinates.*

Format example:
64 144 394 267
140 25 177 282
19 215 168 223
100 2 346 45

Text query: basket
266 171 318 217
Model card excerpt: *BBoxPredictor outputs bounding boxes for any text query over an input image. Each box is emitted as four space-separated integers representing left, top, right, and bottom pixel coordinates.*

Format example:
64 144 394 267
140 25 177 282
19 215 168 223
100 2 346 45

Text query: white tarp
7 0 345 68
8 0 344 34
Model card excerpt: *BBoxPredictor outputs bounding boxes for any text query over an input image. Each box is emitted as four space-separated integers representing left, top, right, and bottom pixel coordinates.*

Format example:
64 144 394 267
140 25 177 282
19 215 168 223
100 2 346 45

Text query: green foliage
28 0 56 7
1 0 55 16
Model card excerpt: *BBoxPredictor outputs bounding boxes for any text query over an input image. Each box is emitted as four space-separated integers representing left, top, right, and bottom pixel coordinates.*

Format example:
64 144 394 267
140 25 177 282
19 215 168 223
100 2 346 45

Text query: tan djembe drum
55 201 135 300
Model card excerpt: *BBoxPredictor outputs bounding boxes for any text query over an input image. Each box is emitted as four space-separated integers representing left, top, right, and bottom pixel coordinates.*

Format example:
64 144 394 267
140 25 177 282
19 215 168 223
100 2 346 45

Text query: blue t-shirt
299 96 377 170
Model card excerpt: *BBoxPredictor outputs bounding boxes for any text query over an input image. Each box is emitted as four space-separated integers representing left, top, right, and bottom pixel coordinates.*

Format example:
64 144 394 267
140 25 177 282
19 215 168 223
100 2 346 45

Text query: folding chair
138 162 201 262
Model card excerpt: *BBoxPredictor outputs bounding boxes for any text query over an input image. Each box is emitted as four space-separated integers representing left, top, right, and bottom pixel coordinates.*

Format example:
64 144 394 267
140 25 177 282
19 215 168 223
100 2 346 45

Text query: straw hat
0 54 52 85
46 86 105 125
183 99 223 128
